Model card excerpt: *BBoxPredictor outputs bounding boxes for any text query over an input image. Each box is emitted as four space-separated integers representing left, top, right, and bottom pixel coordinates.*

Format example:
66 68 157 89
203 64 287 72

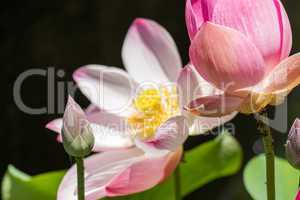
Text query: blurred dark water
1 0 300 199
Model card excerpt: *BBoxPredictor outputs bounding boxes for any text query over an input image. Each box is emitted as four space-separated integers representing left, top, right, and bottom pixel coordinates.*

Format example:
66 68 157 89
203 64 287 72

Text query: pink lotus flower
183 0 300 116
46 18 235 200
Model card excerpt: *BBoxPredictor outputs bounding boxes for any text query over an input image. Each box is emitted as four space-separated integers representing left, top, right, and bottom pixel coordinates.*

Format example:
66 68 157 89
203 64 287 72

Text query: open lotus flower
46 18 236 200
46 18 237 146
54 94 185 200
184 0 300 116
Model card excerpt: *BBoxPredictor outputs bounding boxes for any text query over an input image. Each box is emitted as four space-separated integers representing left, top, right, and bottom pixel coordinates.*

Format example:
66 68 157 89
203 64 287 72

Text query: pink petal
46 109 134 151
211 0 292 70
63 96 89 139
122 18 182 83
189 112 237 135
57 148 182 200
274 0 292 60
177 64 238 122
73 65 137 116
185 0 218 39
257 53 300 95
190 22 266 92
45 118 62 134
236 53 300 112
87 110 133 151
135 116 188 153
106 148 181 197
186 0 292 70
186 94 244 117
177 64 221 108
85 104 101 115
177 64 200 108
90 124 133 152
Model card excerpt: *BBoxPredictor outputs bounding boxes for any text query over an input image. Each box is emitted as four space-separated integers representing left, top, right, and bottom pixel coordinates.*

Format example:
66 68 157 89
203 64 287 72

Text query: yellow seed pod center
127 87 180 140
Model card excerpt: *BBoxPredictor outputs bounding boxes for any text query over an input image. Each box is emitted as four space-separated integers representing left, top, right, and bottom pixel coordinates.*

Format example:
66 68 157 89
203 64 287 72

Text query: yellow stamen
127 87 179 140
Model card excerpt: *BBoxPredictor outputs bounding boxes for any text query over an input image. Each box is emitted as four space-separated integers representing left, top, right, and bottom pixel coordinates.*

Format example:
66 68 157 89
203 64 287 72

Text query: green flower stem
75 157 85 200
257 112 275 200
174 166 181 200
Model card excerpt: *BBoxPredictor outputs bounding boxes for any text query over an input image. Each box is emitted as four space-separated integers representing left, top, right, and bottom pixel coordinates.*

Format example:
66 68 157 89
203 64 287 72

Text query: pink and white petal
185 0 218 39
211 0 291 70
237 53 300 110
90 124 133 152
46 110 134 151
45 118 63 142
177 64 221 108
177 64 199 108
186 94 244 117
46 108 127 134
57 148 182 200
86 109 126 129
85 104 101 115
57 148 143 200
190 23 266 92
45 118 62 134
105 148 182 197
256 53 300 94
73 65 137 116
87 110 134 151
122 18 182 84
135 116 188 153
189 112 237 135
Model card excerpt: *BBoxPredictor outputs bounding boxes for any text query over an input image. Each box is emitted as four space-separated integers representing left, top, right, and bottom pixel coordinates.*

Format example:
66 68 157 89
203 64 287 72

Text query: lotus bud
286 118 300 169
62 96 94 157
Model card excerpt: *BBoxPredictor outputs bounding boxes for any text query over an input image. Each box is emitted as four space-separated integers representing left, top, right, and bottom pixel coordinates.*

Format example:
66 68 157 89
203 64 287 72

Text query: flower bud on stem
62 96 95 200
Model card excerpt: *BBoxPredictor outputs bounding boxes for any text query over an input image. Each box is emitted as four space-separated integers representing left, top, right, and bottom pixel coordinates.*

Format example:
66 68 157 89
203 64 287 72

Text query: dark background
1 0 300 199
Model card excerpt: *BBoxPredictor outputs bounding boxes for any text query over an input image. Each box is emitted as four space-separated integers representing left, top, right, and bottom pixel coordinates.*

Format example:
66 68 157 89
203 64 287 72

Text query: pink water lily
46 18 235 200
47 18 236 147
184 0 300 116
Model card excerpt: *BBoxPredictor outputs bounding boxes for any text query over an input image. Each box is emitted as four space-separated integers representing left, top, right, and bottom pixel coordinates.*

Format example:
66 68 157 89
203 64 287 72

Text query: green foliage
2 165 65 200
1 132 242 200
243 154 299 200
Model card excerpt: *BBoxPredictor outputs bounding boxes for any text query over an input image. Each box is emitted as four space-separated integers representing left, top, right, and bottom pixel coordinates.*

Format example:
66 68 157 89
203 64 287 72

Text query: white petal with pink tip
122 18 182 84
